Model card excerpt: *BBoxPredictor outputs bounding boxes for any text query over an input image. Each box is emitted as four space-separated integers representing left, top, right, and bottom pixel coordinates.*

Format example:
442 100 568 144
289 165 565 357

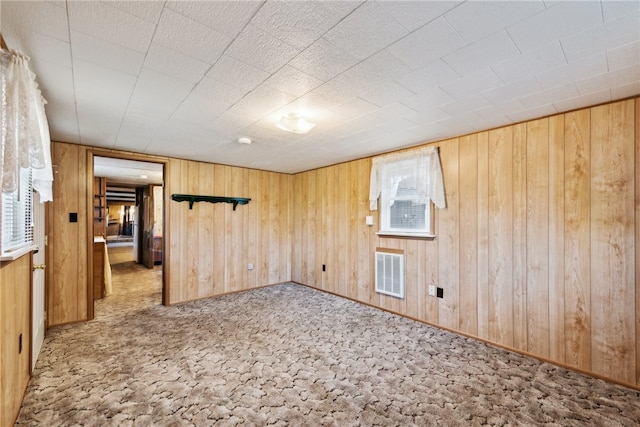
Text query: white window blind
1 167 33 256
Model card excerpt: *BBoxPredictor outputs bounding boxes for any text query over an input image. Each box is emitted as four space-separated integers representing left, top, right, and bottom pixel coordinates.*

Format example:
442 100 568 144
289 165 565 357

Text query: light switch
365 215 374 226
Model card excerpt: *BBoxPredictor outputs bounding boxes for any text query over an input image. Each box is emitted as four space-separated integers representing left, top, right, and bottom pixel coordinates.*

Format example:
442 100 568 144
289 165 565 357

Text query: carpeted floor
16 263 640 426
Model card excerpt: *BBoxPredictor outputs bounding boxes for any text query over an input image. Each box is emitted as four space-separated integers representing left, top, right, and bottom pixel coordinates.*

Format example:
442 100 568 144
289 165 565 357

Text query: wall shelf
171 194 251 210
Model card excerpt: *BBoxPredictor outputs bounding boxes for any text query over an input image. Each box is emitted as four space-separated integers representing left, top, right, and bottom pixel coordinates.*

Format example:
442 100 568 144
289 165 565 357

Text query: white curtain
369 146 445 211
1 47 53 201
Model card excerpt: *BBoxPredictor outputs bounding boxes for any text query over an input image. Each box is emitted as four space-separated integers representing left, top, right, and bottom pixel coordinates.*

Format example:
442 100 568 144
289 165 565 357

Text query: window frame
1 166 36 261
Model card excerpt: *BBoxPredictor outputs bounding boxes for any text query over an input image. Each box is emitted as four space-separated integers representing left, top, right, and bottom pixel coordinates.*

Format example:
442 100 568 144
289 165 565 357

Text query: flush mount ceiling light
275 113 316 134
237 137 252 144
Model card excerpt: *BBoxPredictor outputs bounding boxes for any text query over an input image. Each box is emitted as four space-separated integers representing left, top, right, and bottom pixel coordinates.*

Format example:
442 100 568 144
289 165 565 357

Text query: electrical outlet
428 285 436 297
247 263 254 270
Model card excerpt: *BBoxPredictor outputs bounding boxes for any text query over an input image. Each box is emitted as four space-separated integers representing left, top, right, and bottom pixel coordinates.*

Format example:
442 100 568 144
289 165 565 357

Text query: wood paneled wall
165 159 292 304
292 97 640 388
47 142 88 325
46 143 292 325
0 255 31 427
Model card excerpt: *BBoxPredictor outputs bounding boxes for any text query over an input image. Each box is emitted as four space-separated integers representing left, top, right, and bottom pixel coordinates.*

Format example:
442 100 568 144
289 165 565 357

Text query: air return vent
375 249 405 298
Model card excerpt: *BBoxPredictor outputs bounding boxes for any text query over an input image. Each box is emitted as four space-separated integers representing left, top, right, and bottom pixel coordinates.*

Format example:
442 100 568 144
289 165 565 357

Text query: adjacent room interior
1 1 639 426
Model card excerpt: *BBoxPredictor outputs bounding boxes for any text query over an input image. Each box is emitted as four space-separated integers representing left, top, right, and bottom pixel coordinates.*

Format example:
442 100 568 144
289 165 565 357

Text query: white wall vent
375 250 405 298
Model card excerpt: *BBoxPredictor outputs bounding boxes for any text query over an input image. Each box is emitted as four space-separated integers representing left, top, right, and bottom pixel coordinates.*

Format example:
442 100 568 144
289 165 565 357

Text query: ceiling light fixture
275 113 316 134
237 137 252 144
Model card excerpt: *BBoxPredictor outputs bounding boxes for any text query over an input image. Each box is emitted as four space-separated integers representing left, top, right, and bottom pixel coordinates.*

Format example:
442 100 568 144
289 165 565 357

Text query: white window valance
1 47 53 201
369 146 445 211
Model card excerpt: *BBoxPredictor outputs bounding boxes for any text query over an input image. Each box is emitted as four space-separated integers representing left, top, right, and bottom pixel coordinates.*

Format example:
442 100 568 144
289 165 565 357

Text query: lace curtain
369 146 446 211
1 47 53 201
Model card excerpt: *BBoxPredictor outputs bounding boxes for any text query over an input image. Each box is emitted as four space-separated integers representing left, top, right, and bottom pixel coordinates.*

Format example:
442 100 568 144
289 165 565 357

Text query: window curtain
1 47 53 202
369 146 445 211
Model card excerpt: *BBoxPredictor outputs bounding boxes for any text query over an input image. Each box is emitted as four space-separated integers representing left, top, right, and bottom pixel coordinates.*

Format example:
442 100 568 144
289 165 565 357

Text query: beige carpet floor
16 263 640 426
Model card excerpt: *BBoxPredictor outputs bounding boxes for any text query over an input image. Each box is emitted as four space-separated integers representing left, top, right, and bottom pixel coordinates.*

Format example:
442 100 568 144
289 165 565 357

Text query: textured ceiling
2 1 639 174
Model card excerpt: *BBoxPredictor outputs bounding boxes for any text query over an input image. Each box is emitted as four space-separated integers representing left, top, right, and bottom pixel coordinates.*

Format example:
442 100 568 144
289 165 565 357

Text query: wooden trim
86 151 94 320
375 247 404 255
0 33 8 50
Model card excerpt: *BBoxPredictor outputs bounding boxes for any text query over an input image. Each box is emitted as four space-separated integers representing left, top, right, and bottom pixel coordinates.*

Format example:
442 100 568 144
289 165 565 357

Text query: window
1 167 34 258
369 146 445 238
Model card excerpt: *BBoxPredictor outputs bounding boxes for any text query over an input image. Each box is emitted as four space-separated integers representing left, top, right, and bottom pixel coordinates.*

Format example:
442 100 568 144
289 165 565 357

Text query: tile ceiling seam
161 2 268 130
63 0 82 146
110 0 166 150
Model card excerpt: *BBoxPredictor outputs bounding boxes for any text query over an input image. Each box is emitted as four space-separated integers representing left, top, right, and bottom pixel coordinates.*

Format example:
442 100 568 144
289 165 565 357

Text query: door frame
86 149 169 320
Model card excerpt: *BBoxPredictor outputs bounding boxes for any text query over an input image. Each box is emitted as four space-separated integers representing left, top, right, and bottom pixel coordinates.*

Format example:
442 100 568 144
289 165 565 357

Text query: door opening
90 155 165 318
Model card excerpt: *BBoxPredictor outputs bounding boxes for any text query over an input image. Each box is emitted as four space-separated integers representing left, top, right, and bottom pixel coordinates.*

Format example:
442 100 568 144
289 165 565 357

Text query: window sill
0 244 38 262
376 231 436 239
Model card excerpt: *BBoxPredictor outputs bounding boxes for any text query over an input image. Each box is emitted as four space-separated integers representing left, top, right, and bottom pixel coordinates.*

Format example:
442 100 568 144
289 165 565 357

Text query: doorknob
33 264 46 270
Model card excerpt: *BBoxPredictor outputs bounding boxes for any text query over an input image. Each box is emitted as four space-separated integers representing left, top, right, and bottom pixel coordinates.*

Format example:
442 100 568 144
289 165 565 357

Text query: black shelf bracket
171 194 251 210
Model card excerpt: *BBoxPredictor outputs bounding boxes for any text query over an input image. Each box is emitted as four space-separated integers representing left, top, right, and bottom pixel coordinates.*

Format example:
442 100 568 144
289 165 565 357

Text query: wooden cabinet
93 177 106 237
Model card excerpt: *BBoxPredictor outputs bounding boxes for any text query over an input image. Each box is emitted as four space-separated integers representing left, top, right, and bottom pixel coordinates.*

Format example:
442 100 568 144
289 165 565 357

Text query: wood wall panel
0 255 31 427
48 142 88 325
291 97 639 387
563 109 591 370
548 115 566 363
589 101 635 384
526 118 550 357
166 160 292 304
488 126 514 347
459 134 478 336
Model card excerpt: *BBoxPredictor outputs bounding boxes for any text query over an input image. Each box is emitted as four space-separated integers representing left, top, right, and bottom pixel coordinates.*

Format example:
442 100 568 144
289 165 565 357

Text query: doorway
90 155 165 318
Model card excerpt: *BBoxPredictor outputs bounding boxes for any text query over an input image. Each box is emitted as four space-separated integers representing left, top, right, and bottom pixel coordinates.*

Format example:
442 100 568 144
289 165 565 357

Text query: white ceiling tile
519 83 579 109
70 31 143 76
67 1 155 53
172 77 248 126
443 30 521 75
440 68 503 100
114 115 163 152
386 17 466 70
576 64 640 95
610 81 640 100
402 88 456 113
375 0 462 32
106 1 164 24
227 85 294 122
437 111 485 135
13 32 71 71
602 0 640 22
473 99 526 121
491 41 567 83
482 77 543 104
226 24 300 74
553 89 612 113
349 50 412 86
250 1 346 50
507 102 558 123
126 68 195 122
206 55 270 93
439 94 492 116
289 37 361 81
73 60 137 110
2 1 70 43
397 60 461 93
369 102 419 122
607 41 640 71
166 1 263 39
561 14 640 61
359 82 416 108
444 0 545 43
507 1 602 53
331 97 380 119
535 53 608 90
77 103 124 147
405 107 451 127
323 1 408 60
154 9 232 64
263 65 324 98
144 43 210 84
